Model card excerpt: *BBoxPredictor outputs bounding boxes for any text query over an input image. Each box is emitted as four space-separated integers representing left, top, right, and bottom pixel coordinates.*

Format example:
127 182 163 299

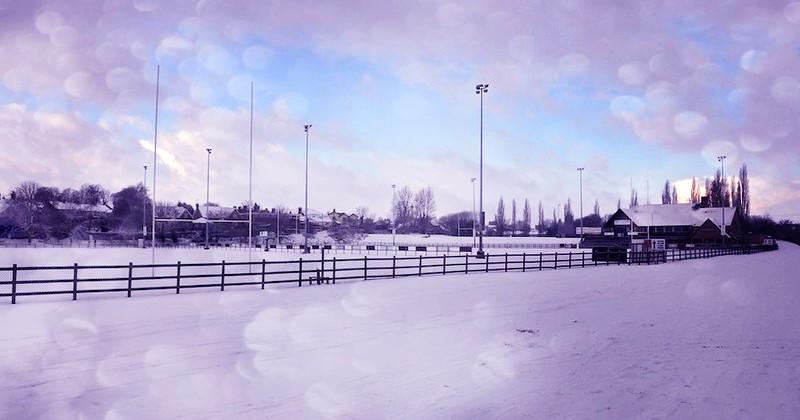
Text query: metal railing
0 244 776 304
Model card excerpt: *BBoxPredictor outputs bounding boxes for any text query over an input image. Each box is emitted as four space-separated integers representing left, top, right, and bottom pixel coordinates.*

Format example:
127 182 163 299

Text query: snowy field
0 242 796 419
0 244 588 268
359 233 580 246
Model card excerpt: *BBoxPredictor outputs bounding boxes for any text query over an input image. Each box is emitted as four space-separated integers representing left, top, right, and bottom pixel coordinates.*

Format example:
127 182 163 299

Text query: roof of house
620 204 737 228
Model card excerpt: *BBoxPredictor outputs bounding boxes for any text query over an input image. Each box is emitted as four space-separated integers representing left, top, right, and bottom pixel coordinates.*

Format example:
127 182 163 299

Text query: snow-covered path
1 244 798 419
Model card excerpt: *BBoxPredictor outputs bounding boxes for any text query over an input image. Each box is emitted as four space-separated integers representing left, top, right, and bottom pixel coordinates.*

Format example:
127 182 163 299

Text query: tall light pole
143 165 148 244
577 167 584 241
475 83 489 257
303 124 312 254
392 184 397 248
717 155 727 247
151 65 160 267
471 177 476 248
248 82 254 260
205 148 212 250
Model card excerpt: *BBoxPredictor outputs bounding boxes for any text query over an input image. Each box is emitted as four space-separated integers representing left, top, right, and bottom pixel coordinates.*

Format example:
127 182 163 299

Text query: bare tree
393 186 414 227
495 197 506 236
739 163 750 216
413 187 436 230
511 198 517 236
522 199 531 236
690 177 700 203
14 181 40 226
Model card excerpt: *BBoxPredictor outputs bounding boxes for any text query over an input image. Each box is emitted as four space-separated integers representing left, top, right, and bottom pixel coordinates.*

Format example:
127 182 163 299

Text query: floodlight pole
143 165 148 244
392 184 397 248
151 65 160 269
205 148 212 250
303 124 311 254
475 83 488 257
577 168 584 241
471 177 476 248
248 82 254 266
718 155 727 248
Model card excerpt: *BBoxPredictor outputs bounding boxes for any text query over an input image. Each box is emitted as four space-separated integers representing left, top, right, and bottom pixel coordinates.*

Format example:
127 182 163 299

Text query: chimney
298 207 303 215
700 196 710 208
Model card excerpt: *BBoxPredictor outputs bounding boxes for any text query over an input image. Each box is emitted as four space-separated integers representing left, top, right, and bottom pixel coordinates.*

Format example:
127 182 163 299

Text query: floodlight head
304 124 312 132
206 148 212 154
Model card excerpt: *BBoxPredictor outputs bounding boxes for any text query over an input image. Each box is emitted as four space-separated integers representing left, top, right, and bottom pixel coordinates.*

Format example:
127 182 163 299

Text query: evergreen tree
617 198 621 210
671 185 678 204
661 180 671 204
593 199 600 216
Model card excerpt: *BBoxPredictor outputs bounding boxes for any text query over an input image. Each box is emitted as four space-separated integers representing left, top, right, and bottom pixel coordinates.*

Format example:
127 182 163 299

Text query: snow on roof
54 202 112 213
622 204 736 228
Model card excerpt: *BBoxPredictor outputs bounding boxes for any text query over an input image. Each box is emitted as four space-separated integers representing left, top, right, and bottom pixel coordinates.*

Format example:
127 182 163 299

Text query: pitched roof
621 204 736 228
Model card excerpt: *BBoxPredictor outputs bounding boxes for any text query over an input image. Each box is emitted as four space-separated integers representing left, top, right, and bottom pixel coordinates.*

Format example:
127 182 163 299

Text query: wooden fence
0 245 777 304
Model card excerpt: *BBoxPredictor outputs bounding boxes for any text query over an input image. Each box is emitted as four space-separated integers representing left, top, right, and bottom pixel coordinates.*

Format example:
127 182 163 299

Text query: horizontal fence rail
0 245 777 304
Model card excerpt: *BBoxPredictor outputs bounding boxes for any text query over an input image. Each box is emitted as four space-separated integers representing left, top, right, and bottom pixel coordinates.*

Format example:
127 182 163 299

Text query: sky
0 0 799 221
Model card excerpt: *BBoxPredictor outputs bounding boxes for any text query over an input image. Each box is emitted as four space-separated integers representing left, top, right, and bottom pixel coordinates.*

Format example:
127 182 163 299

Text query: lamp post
303 124 311 254
577 167 584 242
392 184 397 248
205 148 212 250
471 177 476 248
717 155 727 247
475 83 489 257
143 165 148 244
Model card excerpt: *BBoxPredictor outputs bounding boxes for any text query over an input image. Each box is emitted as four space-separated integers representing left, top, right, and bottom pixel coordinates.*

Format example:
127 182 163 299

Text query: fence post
331 257 337 284
299 258 303 287
539 252 543 271
176 261 181 294
419 255 423 276
554 252 558 270
261 259 266 289
522 253 526 272
485 253 489 273
504 253 508 272
443 255 447 275
581 251 585 268
72 263 78 301
392 255 396 278
220 260 226 291
11 264 17 304
465 254 469 274
364 256 368 280
568 252 572 269
127 262 132 297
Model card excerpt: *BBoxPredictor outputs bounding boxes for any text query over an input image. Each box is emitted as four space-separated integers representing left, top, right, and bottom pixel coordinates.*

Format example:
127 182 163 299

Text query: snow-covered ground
1 243 796 419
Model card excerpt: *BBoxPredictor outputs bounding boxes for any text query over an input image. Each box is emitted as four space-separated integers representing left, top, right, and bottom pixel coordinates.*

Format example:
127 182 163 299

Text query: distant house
327 209 357 225
155 204 193 220
601 202 743 247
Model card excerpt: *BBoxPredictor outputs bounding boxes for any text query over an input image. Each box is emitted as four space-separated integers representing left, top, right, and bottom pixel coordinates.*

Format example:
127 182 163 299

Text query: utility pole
248 82 254 264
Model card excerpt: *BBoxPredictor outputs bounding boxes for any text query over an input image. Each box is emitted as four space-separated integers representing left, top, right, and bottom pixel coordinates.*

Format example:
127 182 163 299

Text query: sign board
259 231 276 238
614 219 631 226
